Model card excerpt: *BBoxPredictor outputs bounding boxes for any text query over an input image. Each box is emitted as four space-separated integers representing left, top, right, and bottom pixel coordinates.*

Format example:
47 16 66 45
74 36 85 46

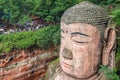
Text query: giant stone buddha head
60 1 116 79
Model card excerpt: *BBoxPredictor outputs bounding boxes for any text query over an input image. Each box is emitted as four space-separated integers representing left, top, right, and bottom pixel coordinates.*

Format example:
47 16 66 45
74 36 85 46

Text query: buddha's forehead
61 22 100 36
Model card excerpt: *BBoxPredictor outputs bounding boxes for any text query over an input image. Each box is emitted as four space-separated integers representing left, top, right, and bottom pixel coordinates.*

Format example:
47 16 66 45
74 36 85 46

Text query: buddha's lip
62 61 72 68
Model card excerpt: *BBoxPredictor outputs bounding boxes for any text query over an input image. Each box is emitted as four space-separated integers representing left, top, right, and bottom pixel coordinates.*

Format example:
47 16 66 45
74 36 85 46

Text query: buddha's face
60 22 102 78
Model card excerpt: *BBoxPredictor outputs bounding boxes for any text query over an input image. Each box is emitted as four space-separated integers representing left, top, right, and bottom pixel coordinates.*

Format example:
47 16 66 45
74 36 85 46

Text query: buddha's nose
62 48 73 60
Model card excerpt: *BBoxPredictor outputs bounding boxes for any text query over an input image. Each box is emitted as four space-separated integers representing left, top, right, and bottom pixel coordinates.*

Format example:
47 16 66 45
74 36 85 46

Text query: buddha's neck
55 70 105 80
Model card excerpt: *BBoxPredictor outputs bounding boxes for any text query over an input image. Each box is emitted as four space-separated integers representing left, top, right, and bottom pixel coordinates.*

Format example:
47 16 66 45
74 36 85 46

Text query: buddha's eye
73 40 89 45
71 32 92 44
73 40 85 44
75 41 85 44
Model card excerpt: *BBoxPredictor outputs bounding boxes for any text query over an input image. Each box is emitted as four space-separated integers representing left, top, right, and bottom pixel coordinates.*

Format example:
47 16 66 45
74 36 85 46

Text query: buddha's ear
102 27 116 68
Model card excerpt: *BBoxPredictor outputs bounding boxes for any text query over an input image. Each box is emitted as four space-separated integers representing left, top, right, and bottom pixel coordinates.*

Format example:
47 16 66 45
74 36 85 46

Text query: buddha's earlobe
102 28 116 68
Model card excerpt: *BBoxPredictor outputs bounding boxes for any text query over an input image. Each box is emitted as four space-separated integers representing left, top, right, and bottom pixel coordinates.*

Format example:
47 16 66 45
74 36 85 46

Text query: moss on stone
44 58 60 80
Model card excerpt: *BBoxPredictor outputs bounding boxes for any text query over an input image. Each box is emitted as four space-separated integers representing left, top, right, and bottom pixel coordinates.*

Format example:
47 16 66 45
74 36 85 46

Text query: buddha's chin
61 64 96 79
60 58 97 78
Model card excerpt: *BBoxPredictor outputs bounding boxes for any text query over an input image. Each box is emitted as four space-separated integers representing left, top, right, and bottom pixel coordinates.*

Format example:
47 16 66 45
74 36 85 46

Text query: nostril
62 48 73 60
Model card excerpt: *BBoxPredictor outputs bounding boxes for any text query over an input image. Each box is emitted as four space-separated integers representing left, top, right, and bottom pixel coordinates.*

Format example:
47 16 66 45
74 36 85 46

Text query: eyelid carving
73 40 89 44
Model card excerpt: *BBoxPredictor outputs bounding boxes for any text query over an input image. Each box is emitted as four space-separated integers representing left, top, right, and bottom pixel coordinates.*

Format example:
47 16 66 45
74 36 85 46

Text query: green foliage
35 27 51 49
88 0 104 4
0 0 82 25
0 0 119 25
0 0 21 24
88 0 117 5
116 37 120 65
0 35 5 42
0 0 43 24
0 43 3 53
99 65 120 80
3 41 14 53
15 38 35 49
0 25 60 53
52 28 60 46
18 15 31 25
35 25 60 49
50 58 59 65
112 9 120 27
107 0 116 5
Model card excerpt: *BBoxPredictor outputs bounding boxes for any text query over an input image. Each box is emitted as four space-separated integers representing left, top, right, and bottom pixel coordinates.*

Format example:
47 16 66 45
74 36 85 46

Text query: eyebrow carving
71 32 91 37
61 29 64 33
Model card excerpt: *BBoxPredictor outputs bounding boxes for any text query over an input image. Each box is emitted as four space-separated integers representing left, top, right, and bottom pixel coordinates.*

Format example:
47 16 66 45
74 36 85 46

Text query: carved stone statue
46 1 116 80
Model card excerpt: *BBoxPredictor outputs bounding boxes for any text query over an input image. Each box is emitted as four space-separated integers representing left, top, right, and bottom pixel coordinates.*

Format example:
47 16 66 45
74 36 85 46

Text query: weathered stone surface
0 46 59 80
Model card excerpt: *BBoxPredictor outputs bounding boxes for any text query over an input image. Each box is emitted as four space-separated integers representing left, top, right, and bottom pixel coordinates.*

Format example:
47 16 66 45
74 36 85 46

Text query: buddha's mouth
62 61 72 68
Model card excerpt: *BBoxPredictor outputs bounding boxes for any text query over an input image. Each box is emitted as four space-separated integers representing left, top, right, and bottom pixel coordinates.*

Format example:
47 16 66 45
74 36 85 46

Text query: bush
112 9 120 27
116 37 120 69
3 41 14 53
15 38 35 49
0 25 60 53
0 43 3 53
0 35 5 42
52 28 60 46
35 25 60 49
99 65 120 80
0 0 82 25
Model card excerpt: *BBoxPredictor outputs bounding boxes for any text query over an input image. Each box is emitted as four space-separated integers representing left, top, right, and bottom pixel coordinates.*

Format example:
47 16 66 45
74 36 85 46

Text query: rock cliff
0 46 59 80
